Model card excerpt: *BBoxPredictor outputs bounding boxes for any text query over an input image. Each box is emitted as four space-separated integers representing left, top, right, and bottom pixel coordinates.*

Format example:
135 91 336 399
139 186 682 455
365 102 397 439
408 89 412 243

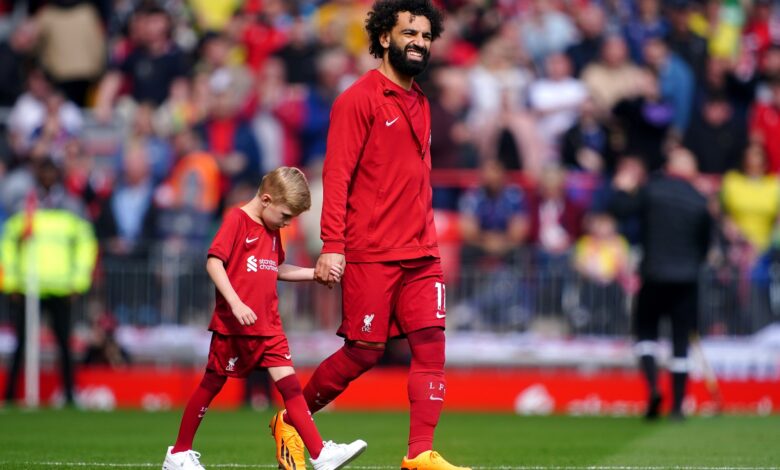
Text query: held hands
326 264 344 283
231 300 258 326
315 252 346 288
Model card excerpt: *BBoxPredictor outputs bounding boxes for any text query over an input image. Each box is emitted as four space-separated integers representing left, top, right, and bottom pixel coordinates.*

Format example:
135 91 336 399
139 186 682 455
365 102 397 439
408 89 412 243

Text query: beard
387 41 430 77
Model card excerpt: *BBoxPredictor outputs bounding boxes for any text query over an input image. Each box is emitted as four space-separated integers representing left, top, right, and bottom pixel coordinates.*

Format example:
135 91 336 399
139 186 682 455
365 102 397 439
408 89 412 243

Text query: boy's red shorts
206 332 293 377
337 258 446 342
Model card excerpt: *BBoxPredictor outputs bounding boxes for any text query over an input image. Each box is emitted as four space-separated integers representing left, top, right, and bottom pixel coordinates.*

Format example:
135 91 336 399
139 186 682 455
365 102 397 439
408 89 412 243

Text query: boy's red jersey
207 207 285 336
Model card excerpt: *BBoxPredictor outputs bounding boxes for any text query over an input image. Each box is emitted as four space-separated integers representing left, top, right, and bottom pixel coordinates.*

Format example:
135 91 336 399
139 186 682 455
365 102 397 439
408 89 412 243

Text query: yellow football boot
269 410 307 470
401 451 471 470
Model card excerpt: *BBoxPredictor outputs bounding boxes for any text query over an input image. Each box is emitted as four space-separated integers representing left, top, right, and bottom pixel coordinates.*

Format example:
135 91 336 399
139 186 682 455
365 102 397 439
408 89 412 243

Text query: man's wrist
321 240 345 254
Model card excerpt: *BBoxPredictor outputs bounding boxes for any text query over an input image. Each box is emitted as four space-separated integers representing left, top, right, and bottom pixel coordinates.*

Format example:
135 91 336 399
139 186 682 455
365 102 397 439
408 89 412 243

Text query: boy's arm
278 264 314 282
206 256 257 325
278 263 343 282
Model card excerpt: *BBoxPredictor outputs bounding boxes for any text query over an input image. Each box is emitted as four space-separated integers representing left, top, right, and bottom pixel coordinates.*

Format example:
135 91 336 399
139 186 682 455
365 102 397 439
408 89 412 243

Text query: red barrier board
2 367 777 415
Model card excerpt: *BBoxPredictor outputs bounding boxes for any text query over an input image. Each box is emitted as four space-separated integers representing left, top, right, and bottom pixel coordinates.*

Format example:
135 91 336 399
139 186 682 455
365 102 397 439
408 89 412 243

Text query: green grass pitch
0 409 778 469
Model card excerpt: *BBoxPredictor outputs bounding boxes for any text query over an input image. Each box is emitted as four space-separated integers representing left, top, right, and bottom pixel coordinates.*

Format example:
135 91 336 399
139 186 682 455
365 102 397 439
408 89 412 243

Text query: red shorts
206 332 293 378
338 258 446 341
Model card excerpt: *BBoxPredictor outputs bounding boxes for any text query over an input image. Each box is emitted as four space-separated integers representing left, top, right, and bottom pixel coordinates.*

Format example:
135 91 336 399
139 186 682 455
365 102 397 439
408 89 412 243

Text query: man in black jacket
611 147 713 420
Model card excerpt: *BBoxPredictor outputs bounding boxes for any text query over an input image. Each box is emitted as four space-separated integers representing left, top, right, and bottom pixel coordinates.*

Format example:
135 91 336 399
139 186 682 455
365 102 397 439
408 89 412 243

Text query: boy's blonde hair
258 166 312 215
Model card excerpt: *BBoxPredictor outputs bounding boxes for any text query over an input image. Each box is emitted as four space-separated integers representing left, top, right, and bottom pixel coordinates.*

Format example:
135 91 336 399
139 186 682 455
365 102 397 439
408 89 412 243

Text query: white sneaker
162 446 206 470
310 440 367 470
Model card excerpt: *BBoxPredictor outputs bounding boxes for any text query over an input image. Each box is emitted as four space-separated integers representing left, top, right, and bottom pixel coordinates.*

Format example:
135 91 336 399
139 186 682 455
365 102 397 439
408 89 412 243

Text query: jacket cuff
321 240 345 254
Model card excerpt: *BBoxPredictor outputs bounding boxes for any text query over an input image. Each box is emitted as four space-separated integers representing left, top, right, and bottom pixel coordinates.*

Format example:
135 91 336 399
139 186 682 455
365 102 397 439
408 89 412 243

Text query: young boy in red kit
162 167 366 470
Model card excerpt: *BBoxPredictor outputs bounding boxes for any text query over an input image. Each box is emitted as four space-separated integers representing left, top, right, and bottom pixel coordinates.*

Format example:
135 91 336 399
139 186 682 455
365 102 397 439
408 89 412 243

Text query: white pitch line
3 464 779 470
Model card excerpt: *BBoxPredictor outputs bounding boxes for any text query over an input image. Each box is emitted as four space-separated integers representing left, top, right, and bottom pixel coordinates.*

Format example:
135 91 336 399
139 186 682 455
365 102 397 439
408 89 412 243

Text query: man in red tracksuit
268 2 470 470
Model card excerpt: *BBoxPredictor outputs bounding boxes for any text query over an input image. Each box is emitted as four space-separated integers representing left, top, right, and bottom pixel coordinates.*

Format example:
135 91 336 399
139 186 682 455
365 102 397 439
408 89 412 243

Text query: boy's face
260 194 296 230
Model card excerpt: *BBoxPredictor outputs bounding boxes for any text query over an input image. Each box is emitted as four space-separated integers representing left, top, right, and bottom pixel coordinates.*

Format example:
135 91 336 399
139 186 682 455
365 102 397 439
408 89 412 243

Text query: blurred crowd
0 0 780 335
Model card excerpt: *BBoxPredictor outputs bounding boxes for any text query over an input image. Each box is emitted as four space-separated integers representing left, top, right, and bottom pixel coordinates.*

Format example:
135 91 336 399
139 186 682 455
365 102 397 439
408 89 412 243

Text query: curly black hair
365 0 445 59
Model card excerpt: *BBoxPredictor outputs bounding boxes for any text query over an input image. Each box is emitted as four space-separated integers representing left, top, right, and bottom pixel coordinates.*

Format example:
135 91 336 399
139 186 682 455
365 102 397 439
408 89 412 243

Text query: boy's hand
231 301 257 326
315 253 346 288
328 265 344 283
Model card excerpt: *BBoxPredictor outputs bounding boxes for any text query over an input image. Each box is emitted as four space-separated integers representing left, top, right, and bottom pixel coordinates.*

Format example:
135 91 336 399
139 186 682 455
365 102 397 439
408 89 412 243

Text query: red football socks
276 374 324 459
406 328 446 459
172 369 226 453
302 341 384 414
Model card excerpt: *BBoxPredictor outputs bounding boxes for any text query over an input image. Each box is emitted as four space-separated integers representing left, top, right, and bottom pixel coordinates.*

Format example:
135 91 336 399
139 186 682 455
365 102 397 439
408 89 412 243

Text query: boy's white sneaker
310 440 367 470
162 446 206 470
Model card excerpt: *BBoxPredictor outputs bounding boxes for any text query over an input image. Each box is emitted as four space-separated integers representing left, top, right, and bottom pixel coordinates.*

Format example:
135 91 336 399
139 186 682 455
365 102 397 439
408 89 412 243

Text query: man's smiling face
384 11 432 77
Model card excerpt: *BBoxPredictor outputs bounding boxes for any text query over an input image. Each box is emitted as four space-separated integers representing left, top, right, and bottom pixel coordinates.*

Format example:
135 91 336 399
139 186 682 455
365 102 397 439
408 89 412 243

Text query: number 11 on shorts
435 281 446 312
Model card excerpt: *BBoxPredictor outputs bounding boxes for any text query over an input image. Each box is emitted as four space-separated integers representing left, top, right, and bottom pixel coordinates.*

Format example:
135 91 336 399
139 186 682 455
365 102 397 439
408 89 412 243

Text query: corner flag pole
22 190 40 408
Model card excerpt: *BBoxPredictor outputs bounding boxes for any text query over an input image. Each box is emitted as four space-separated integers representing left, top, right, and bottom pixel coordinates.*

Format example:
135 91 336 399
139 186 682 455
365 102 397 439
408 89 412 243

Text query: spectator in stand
684 93 746 174
82 312 131 368
300 48 354 167
665 0 708 82
251 57 306 171
197 68 263 195
154 77 208 138
95 140 160 324
527 163 584 317
188 0 242 32
28 91 81 164
755 45 780 103
194 31 254 112
612 68 674 172
743 0 775 64
455 159 531 329
274 16 321 86
528 52 588 150
594 155 648 246
561 97 615 175
519 0 577 66
0 135 14 219
581 34 644 115
228 2 289 75
721 144 780 260
458 159 529 268
96 140 158 259
116 102 174 184
155 128 221 246
571 212 632 334
623 0 668 63
429 67 476 169
32 0 106 106
642 36 694 135
696 55 757 127
529 164 584 258
565 4 607 76
688 0 742 60
60 138 105 218
2 158 98 406
312 0 370 58
467 37 545 175
429 66 478 209
612 147 712 420
94 5 190 122
7 65 83 157
467 36 533 127
0 21 37 107
749 77 780 174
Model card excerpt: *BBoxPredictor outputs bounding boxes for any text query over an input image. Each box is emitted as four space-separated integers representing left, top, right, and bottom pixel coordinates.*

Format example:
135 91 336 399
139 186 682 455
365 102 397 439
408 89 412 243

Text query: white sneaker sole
320 440 368 470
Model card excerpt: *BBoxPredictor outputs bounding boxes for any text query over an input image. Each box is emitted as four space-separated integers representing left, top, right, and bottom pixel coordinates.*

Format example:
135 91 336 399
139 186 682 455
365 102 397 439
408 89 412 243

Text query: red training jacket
320 69 440 262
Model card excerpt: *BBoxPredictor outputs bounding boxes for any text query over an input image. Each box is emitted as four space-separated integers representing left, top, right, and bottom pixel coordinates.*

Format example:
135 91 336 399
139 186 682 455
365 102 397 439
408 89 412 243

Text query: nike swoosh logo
246 236 259 243
385 117 400 126
429 395 444 401
284 354 292 360
436 312 446 319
